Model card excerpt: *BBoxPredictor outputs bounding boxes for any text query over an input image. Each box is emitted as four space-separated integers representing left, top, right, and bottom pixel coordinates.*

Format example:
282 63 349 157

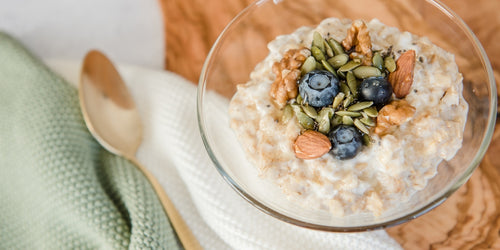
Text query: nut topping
342 20 373 65
270 48 310 107
374 100 416 136
293 130 332 159
388 50 416 98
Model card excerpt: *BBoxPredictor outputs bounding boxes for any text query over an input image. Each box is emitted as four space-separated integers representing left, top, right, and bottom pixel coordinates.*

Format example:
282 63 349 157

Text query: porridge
228 18 468 216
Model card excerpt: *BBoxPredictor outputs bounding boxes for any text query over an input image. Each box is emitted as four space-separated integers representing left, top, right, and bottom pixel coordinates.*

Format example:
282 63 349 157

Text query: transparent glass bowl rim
196 0 497 232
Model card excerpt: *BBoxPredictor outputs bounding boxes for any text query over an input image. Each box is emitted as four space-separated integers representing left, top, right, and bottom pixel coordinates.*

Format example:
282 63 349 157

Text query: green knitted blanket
0 32 181 249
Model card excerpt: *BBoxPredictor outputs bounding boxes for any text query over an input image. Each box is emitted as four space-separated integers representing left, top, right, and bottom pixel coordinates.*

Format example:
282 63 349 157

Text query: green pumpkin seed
347 101 373 111
296 94 303 105
346 71 358 97
340 82 350 96
317 115 330 134
331 115 343 126
360 116 375 126
362 134 372 146
353 66 382 79
363 106 378 117
291 103 302 114
361 111 369 120
372 52 384 71
354 118 370 134
312 31 325 53
327 54 349 68
311 46 325 61
332 92 345 109
343 94 353 108
282 104 293 123
316 61 324 70
301 56 317 75
384 56 396 72
296 111 315 130
338 60 361 72
319 107 334 119
337 70 346 79
352 57 363 64
328 38 345 56
321 60 337 76
342 116 354 125
336 110 362 117
324 40 334 57
302 105 318 119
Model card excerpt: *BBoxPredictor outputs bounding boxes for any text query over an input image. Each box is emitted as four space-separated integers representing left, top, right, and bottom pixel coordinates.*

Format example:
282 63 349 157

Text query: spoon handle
128 157 202 250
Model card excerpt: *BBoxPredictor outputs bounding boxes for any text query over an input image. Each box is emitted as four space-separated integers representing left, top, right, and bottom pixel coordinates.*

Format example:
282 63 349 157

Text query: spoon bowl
80 50 142 157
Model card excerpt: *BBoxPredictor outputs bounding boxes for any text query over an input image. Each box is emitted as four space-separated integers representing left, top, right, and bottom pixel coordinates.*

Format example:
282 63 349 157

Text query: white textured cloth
47 59 402 250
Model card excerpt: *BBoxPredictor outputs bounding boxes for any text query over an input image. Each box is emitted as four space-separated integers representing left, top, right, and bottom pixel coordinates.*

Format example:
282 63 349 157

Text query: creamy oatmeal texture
228 18 468 216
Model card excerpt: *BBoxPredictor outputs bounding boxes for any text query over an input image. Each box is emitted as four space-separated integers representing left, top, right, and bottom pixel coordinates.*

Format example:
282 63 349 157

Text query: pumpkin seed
324 40 334 57
347 101 373 111
342 115 354 125
346 71 358 97
337 70 346 79
384 56 396 72
354 118 370 134
338 60 361 72
317 115 330 134
363 106 378 117
301 56 317 75
302 105 318 119
360 116 375 126
327 54 349 68
361 111 369 120
316 61 324 70
353 66 382 79
296 111 315 130
372 52 384 71
336 110 362 117
321 60 337 76
362 134 372 146
332 92 345 109
296 94 303 105
331 114 343 126
313 31 325 53
328 38 345 56
282 104 293 123
340 82 350 96
343 94 353 108
291 103 302 114
311 46 325 61
319 107 334 119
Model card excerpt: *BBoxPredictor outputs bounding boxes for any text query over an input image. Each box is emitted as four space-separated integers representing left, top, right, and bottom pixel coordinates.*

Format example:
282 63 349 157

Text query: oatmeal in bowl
198 0 496 231
228 18 468 217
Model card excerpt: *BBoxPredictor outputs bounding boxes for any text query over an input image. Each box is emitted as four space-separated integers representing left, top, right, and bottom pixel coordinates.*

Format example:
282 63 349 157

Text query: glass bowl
197 0 496 231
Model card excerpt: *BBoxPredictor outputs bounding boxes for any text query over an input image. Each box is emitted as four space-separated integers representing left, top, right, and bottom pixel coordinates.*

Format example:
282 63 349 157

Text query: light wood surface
160 0 500 248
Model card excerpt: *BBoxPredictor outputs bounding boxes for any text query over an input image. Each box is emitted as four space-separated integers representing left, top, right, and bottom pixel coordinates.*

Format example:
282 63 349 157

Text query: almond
388 50 416 98
293 130 331 159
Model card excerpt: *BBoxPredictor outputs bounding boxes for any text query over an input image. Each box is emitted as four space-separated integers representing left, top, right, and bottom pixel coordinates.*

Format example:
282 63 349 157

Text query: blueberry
299 70 339 108
359 76 393 105
329 125 362 160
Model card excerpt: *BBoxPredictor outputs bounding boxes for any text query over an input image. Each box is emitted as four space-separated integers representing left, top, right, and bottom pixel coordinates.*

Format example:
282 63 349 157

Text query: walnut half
270 48 310 108
375 100 416 136
342 20 373 65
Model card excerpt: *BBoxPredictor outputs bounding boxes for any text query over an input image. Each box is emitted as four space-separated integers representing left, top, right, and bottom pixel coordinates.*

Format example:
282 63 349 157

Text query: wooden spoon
79 50 201 250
